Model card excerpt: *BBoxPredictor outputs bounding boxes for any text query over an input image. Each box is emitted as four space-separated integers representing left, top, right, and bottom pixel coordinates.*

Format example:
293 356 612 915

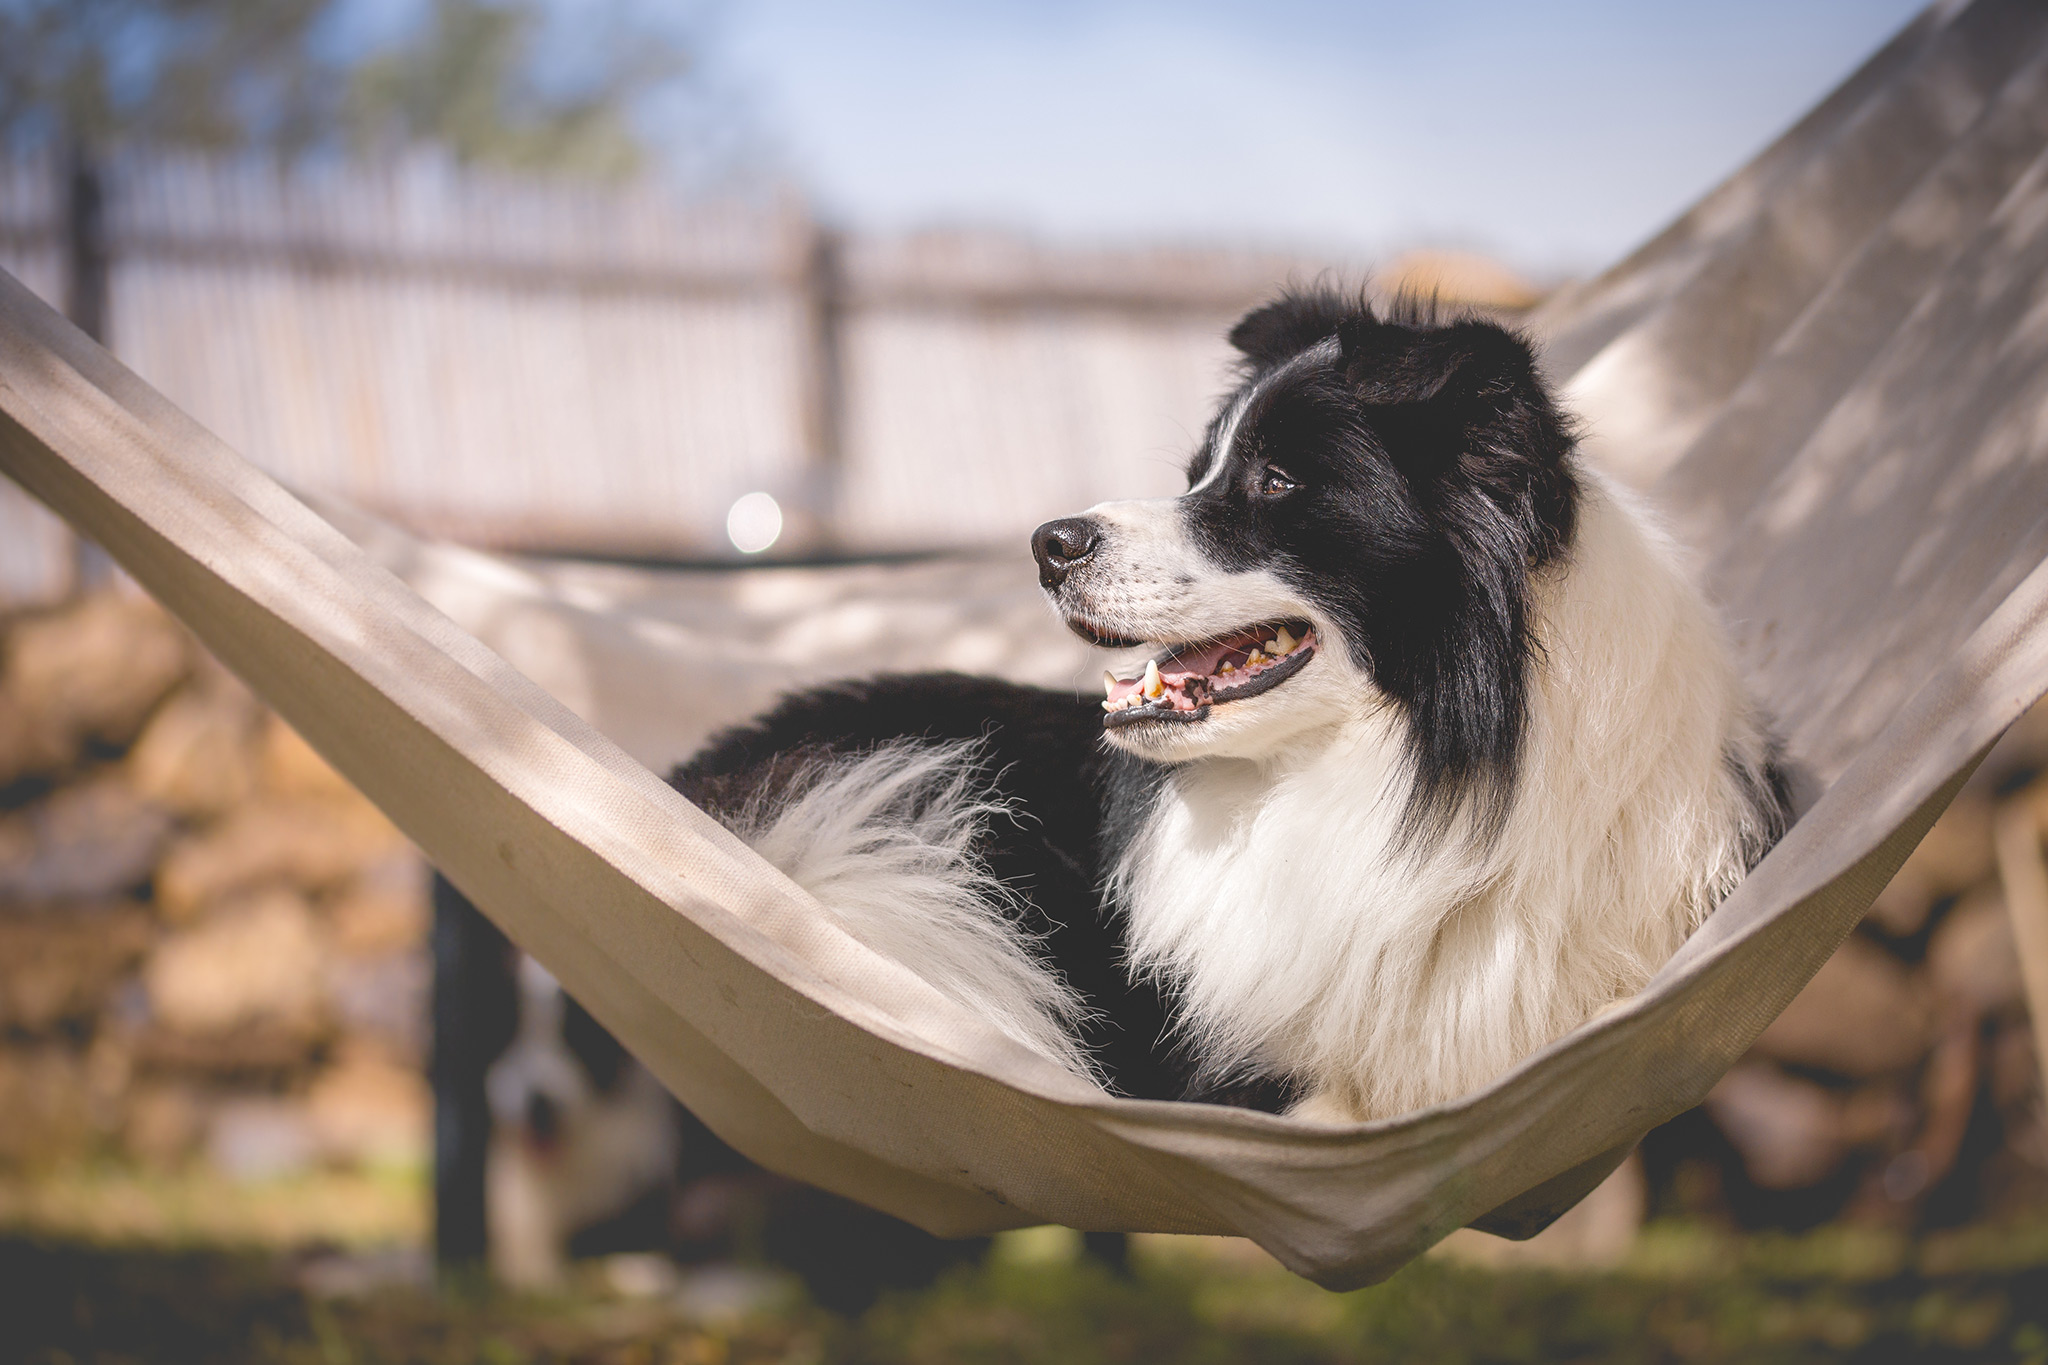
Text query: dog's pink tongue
1105 624 1305 714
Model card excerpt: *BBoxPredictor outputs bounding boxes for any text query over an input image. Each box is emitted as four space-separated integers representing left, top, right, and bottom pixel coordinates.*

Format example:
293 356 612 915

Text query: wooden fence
0 147 1361 607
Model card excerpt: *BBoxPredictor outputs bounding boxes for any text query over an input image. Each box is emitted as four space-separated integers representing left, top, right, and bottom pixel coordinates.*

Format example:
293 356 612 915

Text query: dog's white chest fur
1113 476 1772 1120
729 462 1778 1120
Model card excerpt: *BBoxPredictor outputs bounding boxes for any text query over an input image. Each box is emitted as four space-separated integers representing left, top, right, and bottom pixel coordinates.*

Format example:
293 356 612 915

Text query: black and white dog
676 289 1788 1122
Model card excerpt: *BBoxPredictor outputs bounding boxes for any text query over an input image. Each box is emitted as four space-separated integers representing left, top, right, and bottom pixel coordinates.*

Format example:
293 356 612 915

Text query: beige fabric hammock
6 0 2048 1290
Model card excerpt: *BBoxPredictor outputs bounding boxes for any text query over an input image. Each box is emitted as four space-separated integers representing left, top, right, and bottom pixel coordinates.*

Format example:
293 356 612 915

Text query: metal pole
61 138 114 592
62 140 107 344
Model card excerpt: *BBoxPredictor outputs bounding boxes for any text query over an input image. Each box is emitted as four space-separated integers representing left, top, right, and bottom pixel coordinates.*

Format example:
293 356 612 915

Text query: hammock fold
5 0 2048 1287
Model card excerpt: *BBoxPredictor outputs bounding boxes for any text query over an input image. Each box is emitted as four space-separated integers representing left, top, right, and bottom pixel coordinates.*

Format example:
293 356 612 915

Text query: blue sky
339 0 1929 274
682 1 1924 274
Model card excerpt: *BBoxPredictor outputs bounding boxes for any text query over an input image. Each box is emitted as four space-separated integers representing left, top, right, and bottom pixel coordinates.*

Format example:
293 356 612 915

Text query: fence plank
0 147 1348 588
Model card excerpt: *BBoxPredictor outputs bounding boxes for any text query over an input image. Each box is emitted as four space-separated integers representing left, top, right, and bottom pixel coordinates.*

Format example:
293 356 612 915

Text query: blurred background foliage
0 0 688 176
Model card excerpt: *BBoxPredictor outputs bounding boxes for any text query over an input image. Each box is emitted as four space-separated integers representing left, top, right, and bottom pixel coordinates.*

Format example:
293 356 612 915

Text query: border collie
486 955 682 1287
479 948 991 1306
676 289 1789 1122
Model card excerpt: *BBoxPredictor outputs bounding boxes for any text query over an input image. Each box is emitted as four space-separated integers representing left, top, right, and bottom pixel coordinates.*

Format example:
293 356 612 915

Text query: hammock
5 0 2048 1289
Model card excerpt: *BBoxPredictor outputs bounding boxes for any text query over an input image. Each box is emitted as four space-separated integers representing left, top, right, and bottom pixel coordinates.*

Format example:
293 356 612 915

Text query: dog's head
488 956 636 1161
1033 288 1580 832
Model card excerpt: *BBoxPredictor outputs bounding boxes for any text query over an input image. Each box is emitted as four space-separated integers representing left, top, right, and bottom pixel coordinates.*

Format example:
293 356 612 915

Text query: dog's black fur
673 289 1783 1107
1197 293 1580 838
673 673 1281 1105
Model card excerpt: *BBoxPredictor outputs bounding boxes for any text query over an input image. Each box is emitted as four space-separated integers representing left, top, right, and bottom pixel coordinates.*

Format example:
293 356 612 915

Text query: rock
123 1081 207 1168
130 1023 326 1076
1752 935 1933 1077
1927 889 2027 1017
1914 794 1999 888
0 1045 95 1167
143 887 327 1038
297 1247 432 1299
154 800 405 922
0 903 153 1031
0 591 189 781
0 692 68 786
306 1047 429 1168
82 1029 135 1126
325 950 430 1065
1983 697 2048 789
206 1097 320 1180
1987 1020 2044 1165
183 648 256 711
259 714 359 802
2011 774 2048 843
670 1265 803 1324
0 775 174 903
1434 1153 1645 1268
1705 1064 1899 1190
127 685 261 818
326 856 428 958
601 1252 683 1300
1867 792 1996 936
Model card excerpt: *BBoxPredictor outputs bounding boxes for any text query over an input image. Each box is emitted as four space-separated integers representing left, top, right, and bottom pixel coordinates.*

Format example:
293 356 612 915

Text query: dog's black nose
1032 517 1100 589
525 1092 560 1144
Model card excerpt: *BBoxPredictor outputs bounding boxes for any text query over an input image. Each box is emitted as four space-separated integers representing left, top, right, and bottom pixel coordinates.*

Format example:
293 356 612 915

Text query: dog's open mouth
1099 621 1316 728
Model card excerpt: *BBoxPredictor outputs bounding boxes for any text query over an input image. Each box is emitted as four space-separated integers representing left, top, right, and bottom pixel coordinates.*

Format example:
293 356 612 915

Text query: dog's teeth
1103 670 1119 698
1271 627 1296 654
1219 660 1235 674
1142 659 1164 698
1246 648 1267 667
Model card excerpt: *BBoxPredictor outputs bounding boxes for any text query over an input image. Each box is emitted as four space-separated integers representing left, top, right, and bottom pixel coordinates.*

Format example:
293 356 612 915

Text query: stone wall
1687 706 2048 1225
0 588 429 1181
0 583 2043 1232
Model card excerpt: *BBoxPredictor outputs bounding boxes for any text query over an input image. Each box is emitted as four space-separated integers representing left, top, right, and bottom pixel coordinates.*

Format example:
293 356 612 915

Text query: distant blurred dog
677 289 1790 1121
481 948 987 1310
485 956 681 1288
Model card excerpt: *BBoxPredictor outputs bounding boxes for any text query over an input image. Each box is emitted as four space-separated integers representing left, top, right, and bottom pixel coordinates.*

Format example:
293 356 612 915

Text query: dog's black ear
1228 289 1360 369
1343 316 1573 521
1337 315 1537 411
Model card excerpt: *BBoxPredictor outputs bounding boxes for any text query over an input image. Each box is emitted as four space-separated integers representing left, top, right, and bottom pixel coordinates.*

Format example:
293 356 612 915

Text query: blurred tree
0 0 688 178
0 0 338 153
344 0 681 178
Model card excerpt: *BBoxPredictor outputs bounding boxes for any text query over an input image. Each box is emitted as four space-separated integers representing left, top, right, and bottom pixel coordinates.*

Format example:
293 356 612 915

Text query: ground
5 1166 2048 1364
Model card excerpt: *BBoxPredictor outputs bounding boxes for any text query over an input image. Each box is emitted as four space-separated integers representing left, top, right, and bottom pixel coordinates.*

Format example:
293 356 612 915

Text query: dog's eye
1257 465 1302 497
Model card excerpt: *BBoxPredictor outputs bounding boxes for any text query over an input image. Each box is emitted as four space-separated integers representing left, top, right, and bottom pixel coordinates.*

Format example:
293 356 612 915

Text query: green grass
5 1220 2048 1364
860 1237 2048 1365
5 1166 2048 1363
0 1159 427 1249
